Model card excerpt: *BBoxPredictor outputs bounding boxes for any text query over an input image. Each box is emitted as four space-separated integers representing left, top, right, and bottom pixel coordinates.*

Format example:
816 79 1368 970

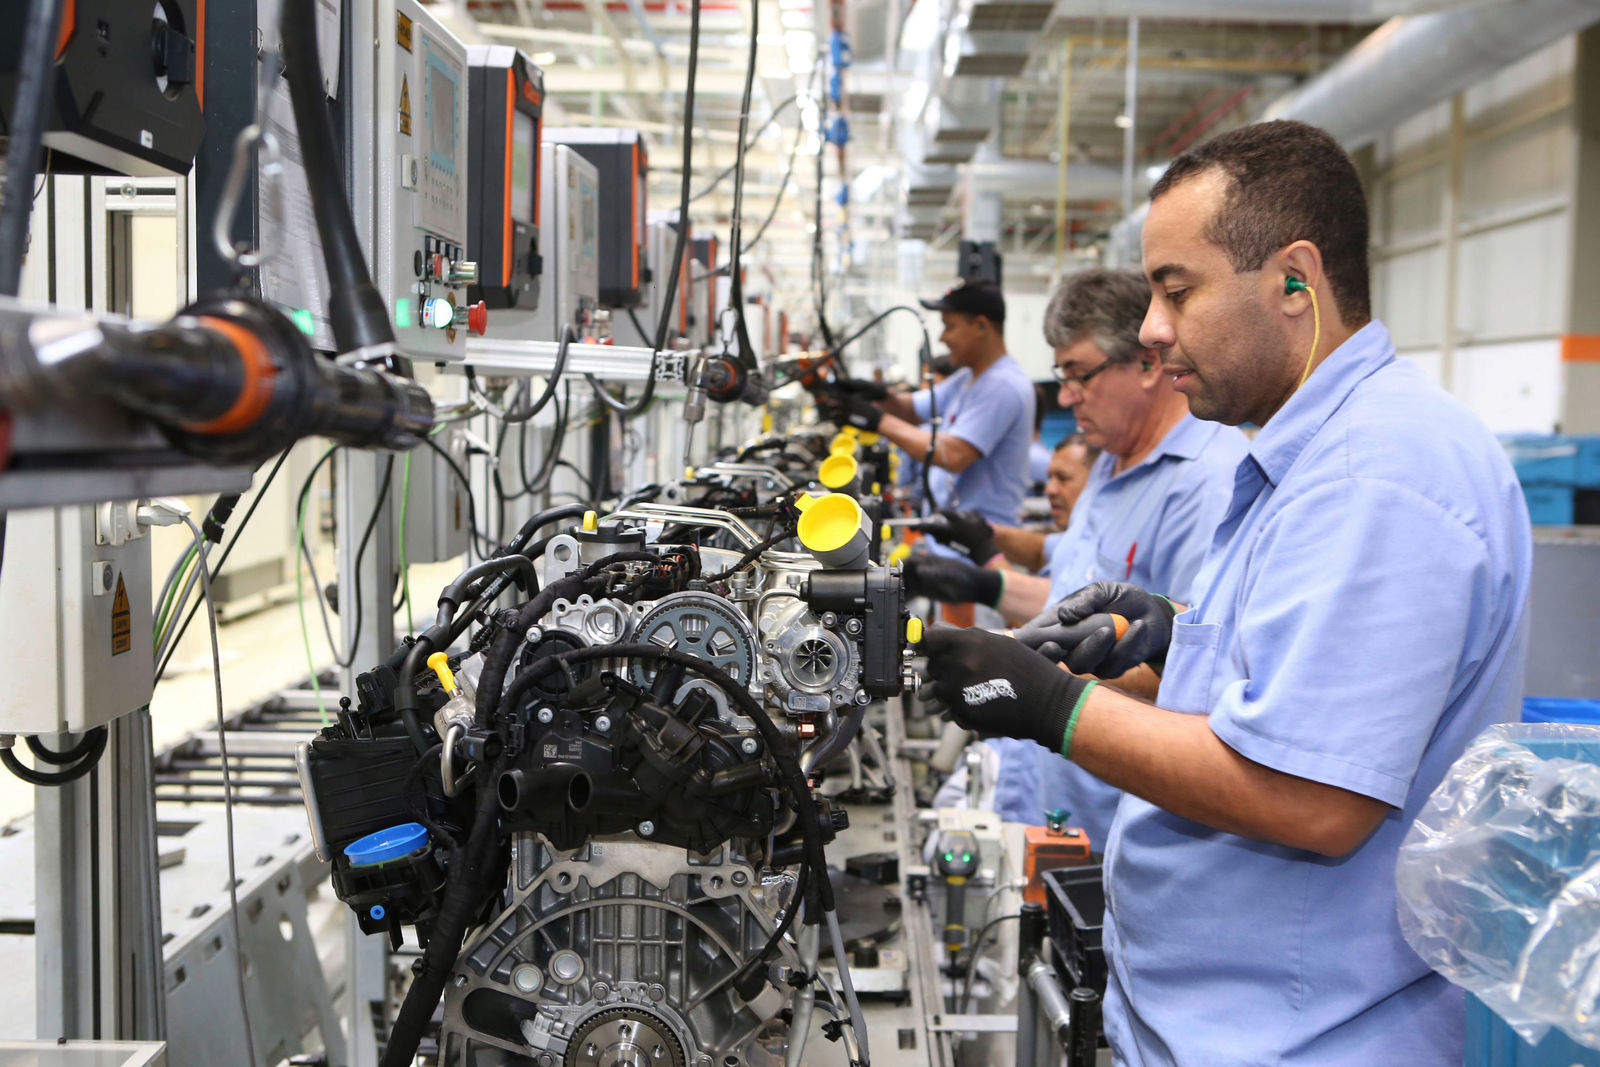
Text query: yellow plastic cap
762 411 774 433
881 522 892 541
427 651 458 694
582 510 598 531
888 542 912 565
685 466 696 480
797 493 865 553
841 425 860 439
858 431 881 446
818 454 859 490
907 617 924 643
829 440 858 457
794 492 818 513
871 482 882 496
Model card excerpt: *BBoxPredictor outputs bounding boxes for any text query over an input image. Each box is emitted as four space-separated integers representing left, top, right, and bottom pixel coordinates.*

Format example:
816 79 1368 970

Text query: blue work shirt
911 356 1035 557
994 416 1247 832
1101 321 1532 1067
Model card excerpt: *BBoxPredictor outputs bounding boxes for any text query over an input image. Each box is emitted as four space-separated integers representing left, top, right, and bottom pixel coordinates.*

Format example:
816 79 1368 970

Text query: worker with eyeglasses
907 267 1247 833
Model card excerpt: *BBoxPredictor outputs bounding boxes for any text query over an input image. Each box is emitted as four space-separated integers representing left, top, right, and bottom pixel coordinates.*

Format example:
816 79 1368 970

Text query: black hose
501 323 573 423
379 758 504 1067
26 730 104 766
438 555 537 610
0 0 62 296
280 0 394 356
3 727 109 786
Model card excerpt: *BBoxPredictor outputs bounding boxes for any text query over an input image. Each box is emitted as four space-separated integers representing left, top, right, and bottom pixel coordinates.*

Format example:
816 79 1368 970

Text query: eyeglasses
1051 357 1115 389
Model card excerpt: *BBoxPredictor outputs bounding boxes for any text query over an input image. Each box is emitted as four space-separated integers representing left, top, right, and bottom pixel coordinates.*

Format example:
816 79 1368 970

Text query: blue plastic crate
1523 485 1575 526
1523 698 1600 726
1504 436 1580 487
1575 437 1600 490
1466 994 1600 1067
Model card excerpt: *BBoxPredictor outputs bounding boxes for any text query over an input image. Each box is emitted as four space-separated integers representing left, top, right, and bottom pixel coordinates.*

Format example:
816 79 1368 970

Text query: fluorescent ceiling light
532 51 557 65
1114 114 1132 128
780 10 812 29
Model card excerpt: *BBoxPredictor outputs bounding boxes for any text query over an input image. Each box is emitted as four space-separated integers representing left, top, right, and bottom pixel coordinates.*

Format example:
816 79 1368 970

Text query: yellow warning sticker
111 573 131 656
397 11 413 52
399 75 412 136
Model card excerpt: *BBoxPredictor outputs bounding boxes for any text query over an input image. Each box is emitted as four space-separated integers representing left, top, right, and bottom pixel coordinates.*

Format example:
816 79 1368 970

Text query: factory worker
910 268 1247 834
920 119 1531 1067
816 280 1035 548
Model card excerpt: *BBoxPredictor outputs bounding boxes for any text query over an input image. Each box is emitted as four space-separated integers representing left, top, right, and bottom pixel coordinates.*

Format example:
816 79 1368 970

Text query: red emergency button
431 253 446 281
467 300 488 336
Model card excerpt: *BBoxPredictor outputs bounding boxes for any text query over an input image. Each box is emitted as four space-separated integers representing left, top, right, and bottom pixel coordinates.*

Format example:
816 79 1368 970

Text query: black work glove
903 556 1003 607
922 508 1000 564
817 392 883 432
831 377 889 402
920 628 1098 755
1013 580 1177 677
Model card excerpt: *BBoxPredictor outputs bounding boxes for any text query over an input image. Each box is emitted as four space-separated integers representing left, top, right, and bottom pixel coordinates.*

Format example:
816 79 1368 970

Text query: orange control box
1023 820 1093 906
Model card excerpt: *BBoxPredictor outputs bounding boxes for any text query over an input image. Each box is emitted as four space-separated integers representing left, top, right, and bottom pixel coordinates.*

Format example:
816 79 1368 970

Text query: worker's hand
923 508 1000 565
903 555 1003 607
831 377 890 402
1016 580 1177 677
919 628 1096 753
817 392 883 433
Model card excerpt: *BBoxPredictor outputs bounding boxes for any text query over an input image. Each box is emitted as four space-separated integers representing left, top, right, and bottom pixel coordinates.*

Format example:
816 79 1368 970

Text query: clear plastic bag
1397 722 1600 1050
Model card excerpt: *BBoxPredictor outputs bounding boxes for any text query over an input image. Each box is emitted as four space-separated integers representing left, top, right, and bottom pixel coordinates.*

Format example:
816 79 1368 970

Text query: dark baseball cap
920 280 1005 324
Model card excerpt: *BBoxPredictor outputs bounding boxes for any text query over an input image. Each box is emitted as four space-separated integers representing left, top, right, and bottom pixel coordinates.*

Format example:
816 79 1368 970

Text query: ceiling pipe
1105 0 1600 265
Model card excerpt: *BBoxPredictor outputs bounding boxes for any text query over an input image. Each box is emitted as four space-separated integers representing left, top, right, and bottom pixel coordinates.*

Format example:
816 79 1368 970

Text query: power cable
180 512 260 1064
0 0 63 295
689 93 801 203
154 449 293 683
586 0 701 417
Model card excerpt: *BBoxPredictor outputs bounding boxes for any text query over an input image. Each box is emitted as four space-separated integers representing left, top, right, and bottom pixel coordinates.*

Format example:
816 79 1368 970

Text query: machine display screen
426 51 458 176
511 110 536 226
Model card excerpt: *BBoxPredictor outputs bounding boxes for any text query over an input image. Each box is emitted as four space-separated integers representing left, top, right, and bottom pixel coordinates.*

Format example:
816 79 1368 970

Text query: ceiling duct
1106 0 1600 264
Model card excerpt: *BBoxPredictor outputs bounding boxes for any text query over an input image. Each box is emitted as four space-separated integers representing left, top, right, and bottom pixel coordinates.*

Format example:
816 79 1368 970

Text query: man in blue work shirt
917 120 1532 1066
818 280 1035 545
911 269 1247 835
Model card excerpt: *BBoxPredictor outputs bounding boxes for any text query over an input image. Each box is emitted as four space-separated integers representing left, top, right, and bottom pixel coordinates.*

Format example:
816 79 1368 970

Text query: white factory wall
1371 36 1578 434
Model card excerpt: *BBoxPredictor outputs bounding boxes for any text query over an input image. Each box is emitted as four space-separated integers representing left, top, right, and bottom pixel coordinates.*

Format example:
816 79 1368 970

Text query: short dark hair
1053 432 1101 464
1043 268 1152 364
1149 119 1371 326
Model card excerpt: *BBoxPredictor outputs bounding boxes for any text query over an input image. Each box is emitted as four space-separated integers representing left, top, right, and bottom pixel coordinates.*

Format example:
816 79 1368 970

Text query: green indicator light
395 298 413 329
292 308 315 336
962 853 972 864
943 852 954 863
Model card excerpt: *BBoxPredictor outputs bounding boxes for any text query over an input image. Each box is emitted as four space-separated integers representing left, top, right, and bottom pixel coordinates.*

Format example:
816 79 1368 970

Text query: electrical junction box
0 0 206 176
465 46 544 314
525 143 599 342
0 506 153 735
544 128 649 309
614 219 693 349
352 0 475 361
394 427 470 564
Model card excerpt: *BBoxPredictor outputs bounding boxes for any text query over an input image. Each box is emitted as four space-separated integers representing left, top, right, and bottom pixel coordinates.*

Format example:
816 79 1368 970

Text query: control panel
544 128 649 309
466 45 544 314
356 0 480 361
616 219 693 349
527 143 600 342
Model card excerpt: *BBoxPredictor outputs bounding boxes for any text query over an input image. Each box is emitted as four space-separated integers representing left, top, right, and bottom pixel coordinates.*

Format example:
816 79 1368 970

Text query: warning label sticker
111 573 131 656
397 11 413 51
399 75 412 136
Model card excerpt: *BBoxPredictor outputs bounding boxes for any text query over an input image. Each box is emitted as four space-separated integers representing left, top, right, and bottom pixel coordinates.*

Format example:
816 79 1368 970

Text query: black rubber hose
438 556 537 610
3 727 109 786
280 0 394 356
0 0 63 296
379 760 504 1067
26 730 105 766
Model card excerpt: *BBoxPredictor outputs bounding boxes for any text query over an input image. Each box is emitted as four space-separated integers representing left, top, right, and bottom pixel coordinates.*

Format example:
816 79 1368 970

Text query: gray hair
1042 268 1152 365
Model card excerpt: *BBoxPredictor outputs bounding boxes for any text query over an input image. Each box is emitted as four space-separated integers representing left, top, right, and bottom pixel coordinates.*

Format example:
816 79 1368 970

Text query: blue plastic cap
369 905 387 921
344 822 429 867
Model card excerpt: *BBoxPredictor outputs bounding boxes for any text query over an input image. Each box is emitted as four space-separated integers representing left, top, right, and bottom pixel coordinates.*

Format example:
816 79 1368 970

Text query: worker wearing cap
910 269 1247 833
817 280 1035 549
917 120 1531 1066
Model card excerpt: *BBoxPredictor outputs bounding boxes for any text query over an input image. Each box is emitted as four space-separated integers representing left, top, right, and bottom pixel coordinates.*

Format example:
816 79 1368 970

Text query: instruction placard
399 75 412 136
397 11 413 51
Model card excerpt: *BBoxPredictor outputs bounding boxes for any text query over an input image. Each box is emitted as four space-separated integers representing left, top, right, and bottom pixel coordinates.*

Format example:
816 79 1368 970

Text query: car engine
298 491 910 1067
